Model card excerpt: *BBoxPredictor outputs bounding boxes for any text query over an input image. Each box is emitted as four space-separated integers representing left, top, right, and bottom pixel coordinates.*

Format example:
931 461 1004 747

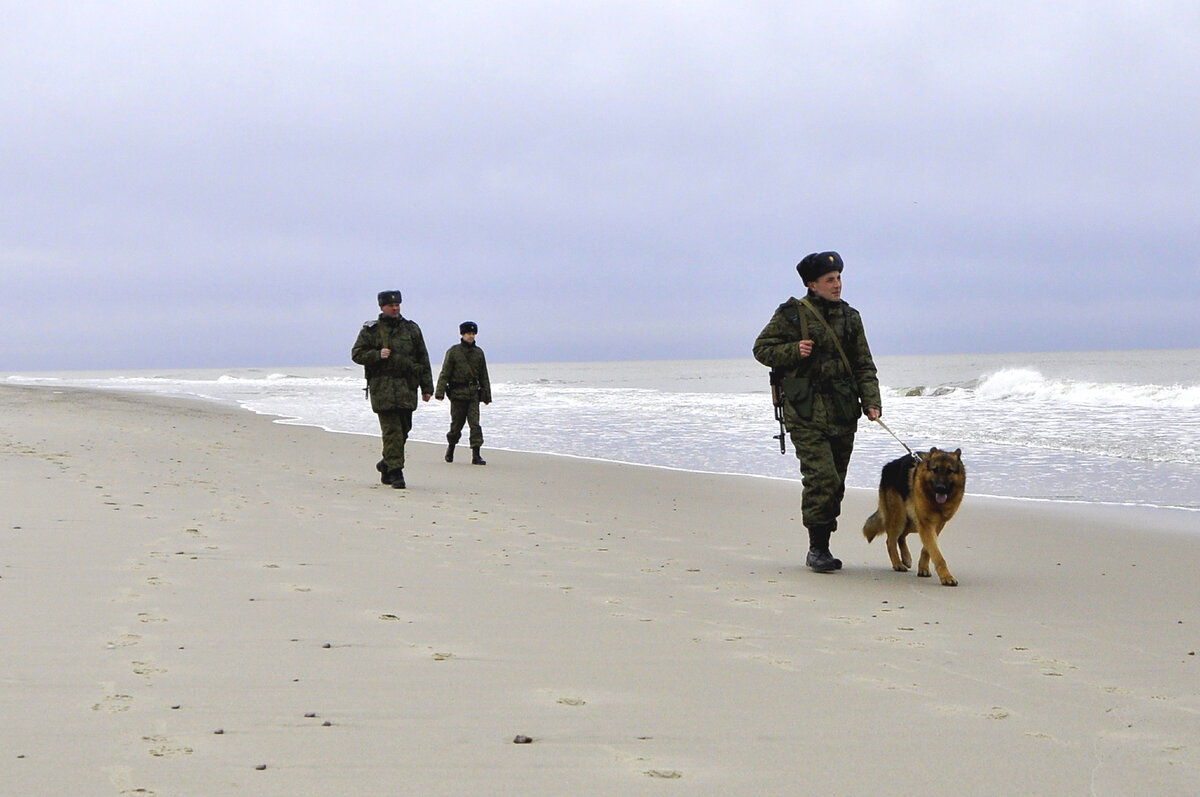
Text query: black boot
445 444 455 463
390 469 406 489
806 525 842 572
471 447 486 465
376 459 393 485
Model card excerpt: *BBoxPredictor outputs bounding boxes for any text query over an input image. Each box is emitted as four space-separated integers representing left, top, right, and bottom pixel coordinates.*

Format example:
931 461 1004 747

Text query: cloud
2 1 1198 370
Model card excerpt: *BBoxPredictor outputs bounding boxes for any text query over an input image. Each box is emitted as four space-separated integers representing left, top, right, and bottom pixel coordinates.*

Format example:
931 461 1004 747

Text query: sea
6 349 1199 512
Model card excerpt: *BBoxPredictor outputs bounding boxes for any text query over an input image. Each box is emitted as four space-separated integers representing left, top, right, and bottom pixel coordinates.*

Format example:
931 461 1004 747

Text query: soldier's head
796 252 843 301
378 290 402 318
460 321 478 342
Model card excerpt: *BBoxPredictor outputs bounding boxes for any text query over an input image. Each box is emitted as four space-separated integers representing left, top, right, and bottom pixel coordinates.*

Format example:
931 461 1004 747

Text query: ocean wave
888 368 1200 410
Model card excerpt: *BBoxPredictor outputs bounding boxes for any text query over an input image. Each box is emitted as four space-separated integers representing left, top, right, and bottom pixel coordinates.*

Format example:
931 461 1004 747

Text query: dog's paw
940 575 958 587
892 565 909 573
917 569 931 577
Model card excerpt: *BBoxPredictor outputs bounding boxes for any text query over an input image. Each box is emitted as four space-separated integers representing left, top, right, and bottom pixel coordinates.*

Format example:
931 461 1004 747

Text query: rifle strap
799 298 854 375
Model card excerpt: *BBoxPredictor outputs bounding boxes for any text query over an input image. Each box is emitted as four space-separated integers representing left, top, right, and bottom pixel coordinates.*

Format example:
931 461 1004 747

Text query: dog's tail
863 511 883 543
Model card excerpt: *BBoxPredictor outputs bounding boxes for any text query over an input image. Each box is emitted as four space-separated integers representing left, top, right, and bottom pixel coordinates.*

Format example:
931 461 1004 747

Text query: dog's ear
928 447 939 456
953 448 962 460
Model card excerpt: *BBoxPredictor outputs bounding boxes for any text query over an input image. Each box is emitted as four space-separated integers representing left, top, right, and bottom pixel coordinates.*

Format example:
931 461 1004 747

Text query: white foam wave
895 368 1200 410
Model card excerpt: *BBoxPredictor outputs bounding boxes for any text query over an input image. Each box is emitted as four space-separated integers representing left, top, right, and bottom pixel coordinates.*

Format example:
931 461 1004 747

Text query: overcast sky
2 1 1197 371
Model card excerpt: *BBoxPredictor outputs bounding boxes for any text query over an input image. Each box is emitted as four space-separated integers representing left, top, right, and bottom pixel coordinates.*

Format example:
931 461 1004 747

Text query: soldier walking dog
754 252 882 572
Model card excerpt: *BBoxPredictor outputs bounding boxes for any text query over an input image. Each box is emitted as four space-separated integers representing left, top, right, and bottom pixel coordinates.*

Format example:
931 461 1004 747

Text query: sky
2 1 1198 371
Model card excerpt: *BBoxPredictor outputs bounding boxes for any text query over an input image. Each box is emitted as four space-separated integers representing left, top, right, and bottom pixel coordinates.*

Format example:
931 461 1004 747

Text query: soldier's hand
866 407 881 422
798 339 814 358
422 393 432 402
380 348 391 359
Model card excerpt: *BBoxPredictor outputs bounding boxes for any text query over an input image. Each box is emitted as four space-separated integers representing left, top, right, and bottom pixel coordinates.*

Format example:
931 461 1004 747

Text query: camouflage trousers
788 423 856 531
377 409 414 471
445 399 483 448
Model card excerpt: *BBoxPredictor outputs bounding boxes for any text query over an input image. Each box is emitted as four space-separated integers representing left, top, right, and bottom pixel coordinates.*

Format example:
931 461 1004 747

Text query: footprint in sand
137 612 168 623
1008 647 1077 677
143 735 193 757
93 693 134 713
131 661 166 679
1025 731 1060 742
106 633 142 649
106 765 155 796
557 697 587 706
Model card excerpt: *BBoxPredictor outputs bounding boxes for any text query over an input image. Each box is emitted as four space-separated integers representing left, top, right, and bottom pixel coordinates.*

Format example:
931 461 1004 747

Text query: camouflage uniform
435 340 491 449
753 293 881 532
351 313 434 474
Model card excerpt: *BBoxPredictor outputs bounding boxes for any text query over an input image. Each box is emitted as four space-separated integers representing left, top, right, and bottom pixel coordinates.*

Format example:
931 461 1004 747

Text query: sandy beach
1 384 1197 796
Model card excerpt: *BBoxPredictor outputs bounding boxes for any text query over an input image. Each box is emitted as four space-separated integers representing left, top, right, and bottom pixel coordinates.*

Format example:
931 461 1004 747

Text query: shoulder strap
779 301 808 340
799 298 853 374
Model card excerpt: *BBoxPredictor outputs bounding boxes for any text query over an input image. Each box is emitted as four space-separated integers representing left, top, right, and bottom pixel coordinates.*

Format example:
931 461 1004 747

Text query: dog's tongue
935 493 948 505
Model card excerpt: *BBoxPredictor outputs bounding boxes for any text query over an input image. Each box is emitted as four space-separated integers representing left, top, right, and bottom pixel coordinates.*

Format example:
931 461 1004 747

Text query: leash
873 417 922 461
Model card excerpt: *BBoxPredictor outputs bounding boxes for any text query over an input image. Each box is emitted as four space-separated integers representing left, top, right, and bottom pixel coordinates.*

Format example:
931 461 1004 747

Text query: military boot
390 469 406 489
471 447 486 466
806 525 841 572
376 459 393 485
445 444 455 463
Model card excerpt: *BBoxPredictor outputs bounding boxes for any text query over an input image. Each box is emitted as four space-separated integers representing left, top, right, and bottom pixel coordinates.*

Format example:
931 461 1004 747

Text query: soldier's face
381 303 401 318
462 332 477 343
808 271 842 301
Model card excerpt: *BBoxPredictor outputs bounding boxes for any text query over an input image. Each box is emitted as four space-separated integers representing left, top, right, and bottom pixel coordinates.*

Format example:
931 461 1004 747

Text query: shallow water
7 348 1199 511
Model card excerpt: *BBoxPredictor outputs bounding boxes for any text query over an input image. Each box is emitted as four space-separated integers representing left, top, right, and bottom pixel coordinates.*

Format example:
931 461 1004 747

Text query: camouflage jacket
752 293 881 433
351 314 434 412
435 341 492 403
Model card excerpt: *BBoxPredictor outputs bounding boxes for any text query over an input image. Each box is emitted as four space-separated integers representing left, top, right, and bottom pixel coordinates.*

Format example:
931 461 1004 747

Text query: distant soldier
753 252 882 572
435 321 492 465
351 290 434 489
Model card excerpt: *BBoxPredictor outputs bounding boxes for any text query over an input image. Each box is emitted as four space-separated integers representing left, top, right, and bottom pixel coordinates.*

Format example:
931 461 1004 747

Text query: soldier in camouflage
435 321 492 465
753 252 882 572
351 290 434 489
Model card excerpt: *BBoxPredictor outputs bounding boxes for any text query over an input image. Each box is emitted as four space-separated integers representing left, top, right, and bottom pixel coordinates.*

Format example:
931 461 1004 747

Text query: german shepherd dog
863 448 966 586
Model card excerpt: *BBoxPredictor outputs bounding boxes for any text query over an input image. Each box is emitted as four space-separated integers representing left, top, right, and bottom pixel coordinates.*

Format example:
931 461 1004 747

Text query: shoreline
7 356 1198 513
277 422 1200 517
2 384 1197 795
303 425 1200 517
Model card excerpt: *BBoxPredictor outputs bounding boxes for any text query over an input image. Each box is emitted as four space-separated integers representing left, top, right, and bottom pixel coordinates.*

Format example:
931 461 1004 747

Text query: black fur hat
796 252 844 284
459 321 478 335
377 290 402 306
